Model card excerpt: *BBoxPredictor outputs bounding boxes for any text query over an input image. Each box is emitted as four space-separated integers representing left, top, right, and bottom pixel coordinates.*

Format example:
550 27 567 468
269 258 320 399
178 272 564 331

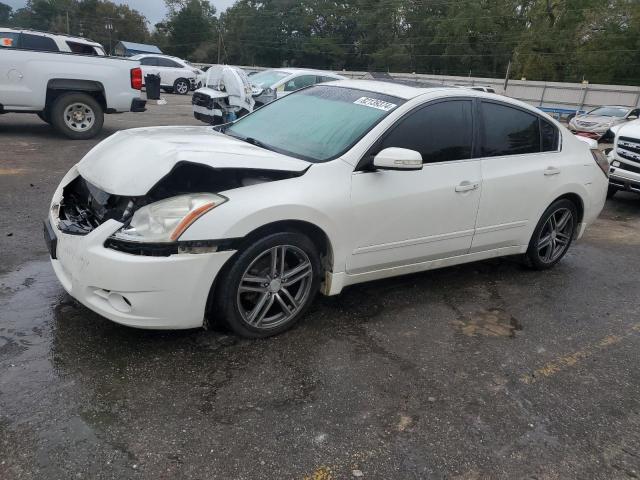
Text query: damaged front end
54 162 305 256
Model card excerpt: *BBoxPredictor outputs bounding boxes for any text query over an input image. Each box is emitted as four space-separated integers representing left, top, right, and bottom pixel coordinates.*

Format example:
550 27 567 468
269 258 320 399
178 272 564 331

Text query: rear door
139 57 160 84
157 57 183 86
471 101 562 252
348 99 482 273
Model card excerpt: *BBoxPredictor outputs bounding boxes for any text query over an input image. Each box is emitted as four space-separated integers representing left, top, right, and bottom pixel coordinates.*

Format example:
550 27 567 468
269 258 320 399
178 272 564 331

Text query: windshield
226 85 404 162
588 107 629 117
250 70 290 88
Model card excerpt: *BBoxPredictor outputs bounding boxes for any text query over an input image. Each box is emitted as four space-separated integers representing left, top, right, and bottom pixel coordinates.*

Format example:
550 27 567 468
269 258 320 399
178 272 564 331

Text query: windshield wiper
243 137 269 149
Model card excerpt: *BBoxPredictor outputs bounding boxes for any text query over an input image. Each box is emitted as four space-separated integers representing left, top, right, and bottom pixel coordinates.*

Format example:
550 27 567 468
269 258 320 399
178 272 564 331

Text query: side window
0 32 19 48
20 33 59 52
541 119 559 152
379 100 474 164
319 76 338 84
157 58 181 68
480 102 540 157
284 75 316 92
66 41 98 55
141 57 158 66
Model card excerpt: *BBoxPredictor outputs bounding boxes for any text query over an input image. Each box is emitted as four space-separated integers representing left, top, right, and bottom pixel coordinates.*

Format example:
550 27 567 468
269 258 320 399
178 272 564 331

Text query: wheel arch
46 79 107 111
204 219 334 329
552 192 585 224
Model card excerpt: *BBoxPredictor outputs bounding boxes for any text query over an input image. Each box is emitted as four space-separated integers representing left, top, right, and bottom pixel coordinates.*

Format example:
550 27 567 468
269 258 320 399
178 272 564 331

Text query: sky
3 0 236 25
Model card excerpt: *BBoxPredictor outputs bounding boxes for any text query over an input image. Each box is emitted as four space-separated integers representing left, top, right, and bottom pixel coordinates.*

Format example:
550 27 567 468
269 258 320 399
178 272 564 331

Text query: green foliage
6 0 149 51
158 0 218 59
3 0 640 85
0 2 12 24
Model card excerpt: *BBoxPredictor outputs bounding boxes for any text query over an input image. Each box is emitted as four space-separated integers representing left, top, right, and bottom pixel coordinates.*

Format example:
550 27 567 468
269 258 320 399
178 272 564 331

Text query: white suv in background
0 27 106 55
131 54 202 95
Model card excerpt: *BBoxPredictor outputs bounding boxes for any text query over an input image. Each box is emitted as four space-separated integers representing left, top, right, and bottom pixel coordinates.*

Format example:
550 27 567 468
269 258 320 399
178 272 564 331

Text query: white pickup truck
0 28 146 139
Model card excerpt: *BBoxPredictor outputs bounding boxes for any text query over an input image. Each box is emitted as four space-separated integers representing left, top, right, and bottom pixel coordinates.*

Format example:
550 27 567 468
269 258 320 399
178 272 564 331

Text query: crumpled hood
77 126 309 196
573 115 624 126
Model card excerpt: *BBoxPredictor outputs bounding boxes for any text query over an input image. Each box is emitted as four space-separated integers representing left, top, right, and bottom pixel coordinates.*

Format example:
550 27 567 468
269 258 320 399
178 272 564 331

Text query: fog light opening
107 292 132 313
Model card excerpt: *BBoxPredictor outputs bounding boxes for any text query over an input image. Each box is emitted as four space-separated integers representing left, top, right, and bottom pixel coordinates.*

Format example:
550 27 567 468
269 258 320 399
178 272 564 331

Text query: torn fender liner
77 126 310 196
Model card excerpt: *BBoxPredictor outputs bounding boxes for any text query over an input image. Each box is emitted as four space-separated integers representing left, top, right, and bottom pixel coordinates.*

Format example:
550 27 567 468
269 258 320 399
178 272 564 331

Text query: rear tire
525 199 578 270
173 78 190 95
213 232 322 338
50 92 103 140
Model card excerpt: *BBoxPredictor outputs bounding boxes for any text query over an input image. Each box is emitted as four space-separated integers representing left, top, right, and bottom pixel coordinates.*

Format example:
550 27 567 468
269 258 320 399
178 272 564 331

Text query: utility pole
217 30 221 64
503 58 512 92
105 19 113 55
66 11 70 34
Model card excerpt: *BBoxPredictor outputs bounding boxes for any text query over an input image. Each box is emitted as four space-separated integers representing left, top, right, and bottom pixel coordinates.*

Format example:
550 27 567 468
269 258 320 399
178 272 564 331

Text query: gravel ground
1 95 639 480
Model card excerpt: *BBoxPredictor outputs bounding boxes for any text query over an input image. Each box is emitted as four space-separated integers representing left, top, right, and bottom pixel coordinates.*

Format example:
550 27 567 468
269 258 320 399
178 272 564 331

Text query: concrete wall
198 63 640 115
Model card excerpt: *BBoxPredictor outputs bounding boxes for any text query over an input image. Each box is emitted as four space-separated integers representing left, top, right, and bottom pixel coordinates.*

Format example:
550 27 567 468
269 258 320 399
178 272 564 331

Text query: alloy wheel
176 80 189 94
236 245 314 330
63 103 95 132
536 207 574 264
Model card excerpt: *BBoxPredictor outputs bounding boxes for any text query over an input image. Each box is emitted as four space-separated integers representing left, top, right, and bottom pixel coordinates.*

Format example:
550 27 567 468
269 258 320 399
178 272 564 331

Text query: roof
324 79 443 100
0 27 102 46
116 41 162 53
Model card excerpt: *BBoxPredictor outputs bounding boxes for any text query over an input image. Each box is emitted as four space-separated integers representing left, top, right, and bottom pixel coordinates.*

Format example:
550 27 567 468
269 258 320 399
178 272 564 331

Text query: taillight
130 67 142 90
591 149 609 178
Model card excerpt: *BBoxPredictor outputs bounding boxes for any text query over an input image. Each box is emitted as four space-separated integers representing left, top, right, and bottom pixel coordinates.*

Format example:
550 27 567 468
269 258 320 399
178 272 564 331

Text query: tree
0 2 12 25
160 0 218 59
9 0 150 51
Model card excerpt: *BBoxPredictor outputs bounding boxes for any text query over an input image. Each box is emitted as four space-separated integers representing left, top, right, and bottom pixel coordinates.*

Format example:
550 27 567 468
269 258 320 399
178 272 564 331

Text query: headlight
113 193 227 243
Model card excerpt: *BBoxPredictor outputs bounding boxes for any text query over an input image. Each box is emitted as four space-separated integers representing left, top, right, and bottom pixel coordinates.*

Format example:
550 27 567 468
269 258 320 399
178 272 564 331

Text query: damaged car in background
46 81 608 338
192 67 347 125
191 65 256 125
569 105 640 141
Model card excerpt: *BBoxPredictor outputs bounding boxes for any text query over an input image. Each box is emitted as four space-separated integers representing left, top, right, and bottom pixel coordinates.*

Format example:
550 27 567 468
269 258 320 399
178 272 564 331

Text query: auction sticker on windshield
354 97 397 112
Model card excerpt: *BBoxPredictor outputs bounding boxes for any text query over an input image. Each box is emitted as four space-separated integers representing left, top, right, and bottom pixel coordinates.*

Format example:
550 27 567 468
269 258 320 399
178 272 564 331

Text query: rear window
0 32 18 48
66 41 99 55
21 33 59 52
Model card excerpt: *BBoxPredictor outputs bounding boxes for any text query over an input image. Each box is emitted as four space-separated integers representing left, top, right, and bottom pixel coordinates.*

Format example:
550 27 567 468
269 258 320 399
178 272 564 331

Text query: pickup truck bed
0 49 146 139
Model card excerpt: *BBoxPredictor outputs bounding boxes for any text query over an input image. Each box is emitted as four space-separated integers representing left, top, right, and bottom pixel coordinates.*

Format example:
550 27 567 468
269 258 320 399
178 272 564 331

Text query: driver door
348 99 482 274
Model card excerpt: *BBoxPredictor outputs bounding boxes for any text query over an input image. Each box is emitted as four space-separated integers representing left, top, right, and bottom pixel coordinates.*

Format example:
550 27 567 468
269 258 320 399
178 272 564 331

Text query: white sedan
248 68 347 105
46 81 608 337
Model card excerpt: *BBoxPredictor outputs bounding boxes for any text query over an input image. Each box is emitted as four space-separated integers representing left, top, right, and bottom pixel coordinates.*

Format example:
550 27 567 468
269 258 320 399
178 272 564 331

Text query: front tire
214 232 322 338
50 92 103 140
525 199 578 270
173 78 190 95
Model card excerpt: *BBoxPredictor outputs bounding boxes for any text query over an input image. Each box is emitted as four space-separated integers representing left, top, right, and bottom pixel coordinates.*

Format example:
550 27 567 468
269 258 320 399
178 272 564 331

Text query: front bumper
609 166 640 194
47 218 235 330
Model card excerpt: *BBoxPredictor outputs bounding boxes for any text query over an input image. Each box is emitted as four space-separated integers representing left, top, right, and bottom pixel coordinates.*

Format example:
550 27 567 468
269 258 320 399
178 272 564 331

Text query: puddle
451 308 522 338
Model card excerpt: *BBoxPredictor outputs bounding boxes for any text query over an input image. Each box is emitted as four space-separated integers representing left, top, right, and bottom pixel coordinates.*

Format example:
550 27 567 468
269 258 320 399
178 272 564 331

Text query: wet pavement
1 96 640 479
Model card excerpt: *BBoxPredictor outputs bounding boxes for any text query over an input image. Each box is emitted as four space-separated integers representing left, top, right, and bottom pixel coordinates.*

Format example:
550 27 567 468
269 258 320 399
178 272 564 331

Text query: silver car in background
569 106 640 141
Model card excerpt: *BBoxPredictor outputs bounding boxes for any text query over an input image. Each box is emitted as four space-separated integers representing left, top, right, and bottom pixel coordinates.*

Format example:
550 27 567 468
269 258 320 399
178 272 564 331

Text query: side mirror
373 148 423 171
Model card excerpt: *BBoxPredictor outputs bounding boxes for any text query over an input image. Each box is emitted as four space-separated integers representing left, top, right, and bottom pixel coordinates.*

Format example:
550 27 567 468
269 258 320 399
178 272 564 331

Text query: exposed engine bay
57 162 305 237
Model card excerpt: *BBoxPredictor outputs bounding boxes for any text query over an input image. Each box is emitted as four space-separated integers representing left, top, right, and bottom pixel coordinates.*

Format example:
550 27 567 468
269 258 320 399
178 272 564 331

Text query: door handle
544 167 561 176
455 181 480 193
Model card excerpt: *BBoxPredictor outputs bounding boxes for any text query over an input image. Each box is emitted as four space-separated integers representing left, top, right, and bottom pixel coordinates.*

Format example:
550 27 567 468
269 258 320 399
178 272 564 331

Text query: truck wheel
50 93 104 140
173 78 190 95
